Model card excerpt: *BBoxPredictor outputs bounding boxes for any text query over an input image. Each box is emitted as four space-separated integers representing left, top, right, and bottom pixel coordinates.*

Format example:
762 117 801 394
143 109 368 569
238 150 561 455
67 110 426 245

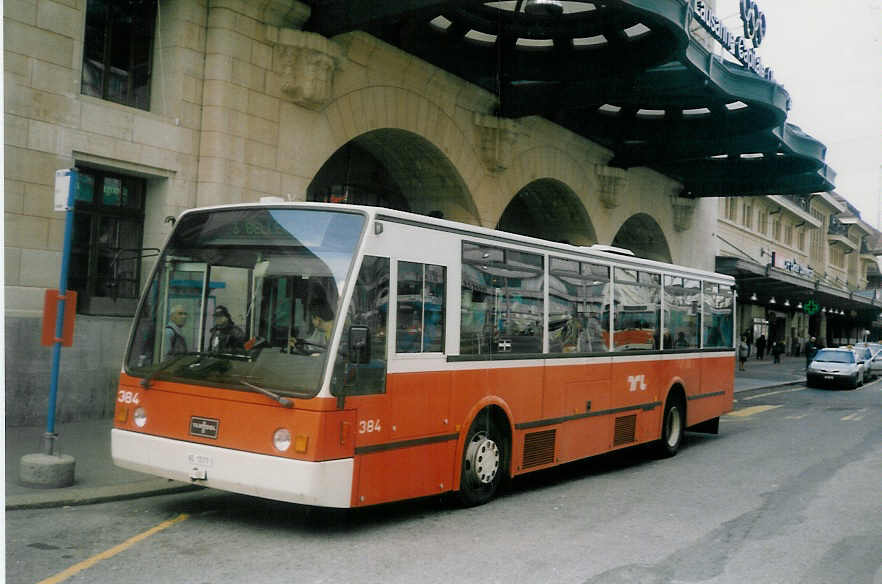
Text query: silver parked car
853 343 882 380
806 348 865 389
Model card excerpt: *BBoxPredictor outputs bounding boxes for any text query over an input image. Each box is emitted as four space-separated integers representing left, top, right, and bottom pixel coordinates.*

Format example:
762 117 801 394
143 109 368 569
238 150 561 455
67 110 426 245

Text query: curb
734 379 805 394
6 479 201 511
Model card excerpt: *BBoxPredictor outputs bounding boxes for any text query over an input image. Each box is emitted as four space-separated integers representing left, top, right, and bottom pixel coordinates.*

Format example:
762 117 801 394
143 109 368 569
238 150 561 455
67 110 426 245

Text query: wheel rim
666 406 682 448
465 432 500 485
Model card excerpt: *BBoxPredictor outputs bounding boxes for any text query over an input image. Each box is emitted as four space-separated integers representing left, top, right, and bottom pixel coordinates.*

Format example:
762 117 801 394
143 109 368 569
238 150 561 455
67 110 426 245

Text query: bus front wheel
457 412 507 506
655 394 685 458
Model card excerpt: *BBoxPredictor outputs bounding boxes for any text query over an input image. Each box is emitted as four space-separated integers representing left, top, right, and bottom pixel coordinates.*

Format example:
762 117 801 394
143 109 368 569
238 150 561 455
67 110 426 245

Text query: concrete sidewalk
732 352 808 392
5 354 808 510
5 419 197 510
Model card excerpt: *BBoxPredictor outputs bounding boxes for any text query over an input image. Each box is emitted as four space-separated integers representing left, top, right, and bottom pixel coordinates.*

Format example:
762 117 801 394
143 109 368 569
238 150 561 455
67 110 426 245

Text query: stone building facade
716 192 882 350
2 0 860 424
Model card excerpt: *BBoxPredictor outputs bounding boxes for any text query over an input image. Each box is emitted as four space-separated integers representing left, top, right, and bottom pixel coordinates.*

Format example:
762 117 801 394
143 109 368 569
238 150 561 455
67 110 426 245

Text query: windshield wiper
140 352 206 388
240 380 294 408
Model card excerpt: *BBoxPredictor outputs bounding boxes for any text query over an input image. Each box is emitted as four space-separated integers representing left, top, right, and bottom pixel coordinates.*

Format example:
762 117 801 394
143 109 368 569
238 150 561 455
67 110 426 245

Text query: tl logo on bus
627 374 648 392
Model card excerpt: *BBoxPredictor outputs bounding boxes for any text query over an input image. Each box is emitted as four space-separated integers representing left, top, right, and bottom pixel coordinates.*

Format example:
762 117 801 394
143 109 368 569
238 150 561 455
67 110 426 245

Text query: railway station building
5 0 881 423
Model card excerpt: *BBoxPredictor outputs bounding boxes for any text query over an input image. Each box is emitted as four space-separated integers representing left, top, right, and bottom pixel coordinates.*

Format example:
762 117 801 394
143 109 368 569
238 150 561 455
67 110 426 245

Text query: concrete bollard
19 453 76 488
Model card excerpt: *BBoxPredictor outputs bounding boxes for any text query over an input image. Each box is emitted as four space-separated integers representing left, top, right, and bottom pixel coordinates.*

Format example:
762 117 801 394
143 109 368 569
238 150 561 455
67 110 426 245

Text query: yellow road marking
726 405 782 418
841 408 868 421
36 514 189 584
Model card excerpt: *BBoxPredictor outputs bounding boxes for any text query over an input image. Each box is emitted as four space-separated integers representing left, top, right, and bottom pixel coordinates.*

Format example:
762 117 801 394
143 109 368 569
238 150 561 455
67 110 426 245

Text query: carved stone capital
474 113 518 173
260 0 311 28
594 165 628 209
275 29 344 110
670 191 697 232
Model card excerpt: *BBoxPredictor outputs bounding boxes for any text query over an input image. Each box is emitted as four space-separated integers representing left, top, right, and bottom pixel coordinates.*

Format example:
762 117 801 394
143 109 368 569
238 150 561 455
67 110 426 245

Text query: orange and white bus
112 202 735 507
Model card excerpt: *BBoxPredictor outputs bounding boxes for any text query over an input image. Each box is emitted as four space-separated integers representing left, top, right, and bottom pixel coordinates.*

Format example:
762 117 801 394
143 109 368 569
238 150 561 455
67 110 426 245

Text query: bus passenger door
349 257 453 505
387 261 451 439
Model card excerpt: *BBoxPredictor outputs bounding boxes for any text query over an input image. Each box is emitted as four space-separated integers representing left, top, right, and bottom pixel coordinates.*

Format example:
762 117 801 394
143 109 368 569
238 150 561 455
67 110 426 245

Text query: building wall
4 0 717 425
4 0 206 425
716 192 878 350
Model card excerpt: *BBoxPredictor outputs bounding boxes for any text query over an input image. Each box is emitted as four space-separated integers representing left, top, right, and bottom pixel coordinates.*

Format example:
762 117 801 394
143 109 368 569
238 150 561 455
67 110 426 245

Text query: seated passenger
208 305 246 353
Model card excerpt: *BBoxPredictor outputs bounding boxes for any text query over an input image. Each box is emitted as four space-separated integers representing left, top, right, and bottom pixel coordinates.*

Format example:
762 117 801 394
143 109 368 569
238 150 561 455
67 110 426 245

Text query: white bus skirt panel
112 429 354 508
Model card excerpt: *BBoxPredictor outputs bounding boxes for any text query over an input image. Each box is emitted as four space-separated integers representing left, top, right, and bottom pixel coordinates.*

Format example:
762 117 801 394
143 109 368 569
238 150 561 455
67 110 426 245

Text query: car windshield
125 207 365 397
813 350 854 364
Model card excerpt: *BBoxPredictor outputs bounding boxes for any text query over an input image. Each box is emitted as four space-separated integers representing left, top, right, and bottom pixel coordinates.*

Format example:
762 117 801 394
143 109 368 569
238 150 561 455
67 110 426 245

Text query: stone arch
306 128 478 222
496 178 597 245
611 213 672 263
476 144 601 231
293 86 486 222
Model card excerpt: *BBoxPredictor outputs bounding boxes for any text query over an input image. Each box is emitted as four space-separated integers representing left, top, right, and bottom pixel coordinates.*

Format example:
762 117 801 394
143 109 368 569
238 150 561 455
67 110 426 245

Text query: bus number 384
359 419 382 433
117 390 140 404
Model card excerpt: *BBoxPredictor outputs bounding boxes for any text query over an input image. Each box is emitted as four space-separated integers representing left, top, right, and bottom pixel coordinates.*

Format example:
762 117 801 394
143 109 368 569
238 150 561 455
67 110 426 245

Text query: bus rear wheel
456 413 507 506
654 394 684 458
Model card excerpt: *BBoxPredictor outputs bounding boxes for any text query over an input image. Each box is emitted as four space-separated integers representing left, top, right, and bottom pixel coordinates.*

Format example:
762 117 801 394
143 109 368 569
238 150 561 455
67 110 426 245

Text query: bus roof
176 201 734 285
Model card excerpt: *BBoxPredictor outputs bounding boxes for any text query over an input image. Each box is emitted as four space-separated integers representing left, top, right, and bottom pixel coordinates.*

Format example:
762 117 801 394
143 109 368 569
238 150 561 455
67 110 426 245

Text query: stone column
197 0 311 206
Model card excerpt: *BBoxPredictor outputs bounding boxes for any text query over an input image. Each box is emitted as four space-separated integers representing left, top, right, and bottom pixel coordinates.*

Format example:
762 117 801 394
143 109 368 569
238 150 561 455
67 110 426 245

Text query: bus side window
396 261 446 353
461 241 543 356
549 258 610 354
703 282 733 348
663 275 701 349
613 268 660 351
331 256 390 396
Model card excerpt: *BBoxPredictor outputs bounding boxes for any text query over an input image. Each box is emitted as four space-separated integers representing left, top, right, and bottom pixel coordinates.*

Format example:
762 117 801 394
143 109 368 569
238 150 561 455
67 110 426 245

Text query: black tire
654 394 685 458
456 411 508 507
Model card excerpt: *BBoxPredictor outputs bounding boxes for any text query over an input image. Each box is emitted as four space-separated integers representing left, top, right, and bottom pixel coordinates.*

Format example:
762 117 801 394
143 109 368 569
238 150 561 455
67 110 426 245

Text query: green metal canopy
303 0 835 196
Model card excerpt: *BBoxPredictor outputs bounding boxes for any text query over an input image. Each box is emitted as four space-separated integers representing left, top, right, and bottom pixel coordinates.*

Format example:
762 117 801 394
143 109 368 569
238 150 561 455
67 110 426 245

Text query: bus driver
289 298 334 354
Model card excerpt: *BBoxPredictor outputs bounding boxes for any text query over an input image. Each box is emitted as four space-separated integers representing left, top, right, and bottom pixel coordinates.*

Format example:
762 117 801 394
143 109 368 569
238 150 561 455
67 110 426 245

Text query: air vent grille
522 429 556 469
613 414 637 446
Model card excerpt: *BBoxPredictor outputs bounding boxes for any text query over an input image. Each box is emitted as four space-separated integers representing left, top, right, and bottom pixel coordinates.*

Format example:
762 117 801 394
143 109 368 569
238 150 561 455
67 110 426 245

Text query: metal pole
43 169 77 455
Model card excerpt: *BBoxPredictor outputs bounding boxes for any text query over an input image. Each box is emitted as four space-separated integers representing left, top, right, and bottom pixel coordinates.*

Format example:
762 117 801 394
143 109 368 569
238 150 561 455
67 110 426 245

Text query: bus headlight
133 407 148 427
273 428 292 452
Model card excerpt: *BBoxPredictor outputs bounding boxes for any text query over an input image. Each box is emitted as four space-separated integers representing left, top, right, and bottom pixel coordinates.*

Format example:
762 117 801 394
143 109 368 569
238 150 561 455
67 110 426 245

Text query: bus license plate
187 453 213 467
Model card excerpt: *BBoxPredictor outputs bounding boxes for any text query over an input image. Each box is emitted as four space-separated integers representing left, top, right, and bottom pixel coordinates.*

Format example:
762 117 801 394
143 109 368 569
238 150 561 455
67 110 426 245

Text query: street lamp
750 292 757 301
524 0 564 16
769 296 776 304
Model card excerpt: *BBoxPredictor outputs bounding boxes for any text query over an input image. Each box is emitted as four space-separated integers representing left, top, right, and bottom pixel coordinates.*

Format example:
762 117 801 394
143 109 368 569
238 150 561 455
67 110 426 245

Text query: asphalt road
7 380 882 584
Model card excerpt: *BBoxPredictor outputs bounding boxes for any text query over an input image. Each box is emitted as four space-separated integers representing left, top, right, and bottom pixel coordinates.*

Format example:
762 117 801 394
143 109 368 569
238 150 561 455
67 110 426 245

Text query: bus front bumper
111 429 354 508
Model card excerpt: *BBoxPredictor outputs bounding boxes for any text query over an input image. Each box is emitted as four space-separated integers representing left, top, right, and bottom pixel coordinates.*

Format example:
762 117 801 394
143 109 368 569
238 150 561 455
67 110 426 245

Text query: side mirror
349 325 371 364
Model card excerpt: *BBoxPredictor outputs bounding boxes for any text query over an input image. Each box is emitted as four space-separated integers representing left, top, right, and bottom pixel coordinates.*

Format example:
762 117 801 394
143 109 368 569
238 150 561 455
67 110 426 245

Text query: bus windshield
125 207 365 397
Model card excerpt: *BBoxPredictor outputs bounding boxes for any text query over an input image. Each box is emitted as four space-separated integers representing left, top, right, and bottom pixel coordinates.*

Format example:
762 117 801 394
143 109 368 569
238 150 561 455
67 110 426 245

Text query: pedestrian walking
791 337 799 357
738 335 750 371
772 339 785 363
755 334 766 360
804 336 817 369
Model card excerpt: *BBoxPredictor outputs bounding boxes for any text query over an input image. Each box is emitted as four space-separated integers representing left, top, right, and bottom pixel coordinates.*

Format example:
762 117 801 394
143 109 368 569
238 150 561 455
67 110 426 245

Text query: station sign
691 0 774 81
